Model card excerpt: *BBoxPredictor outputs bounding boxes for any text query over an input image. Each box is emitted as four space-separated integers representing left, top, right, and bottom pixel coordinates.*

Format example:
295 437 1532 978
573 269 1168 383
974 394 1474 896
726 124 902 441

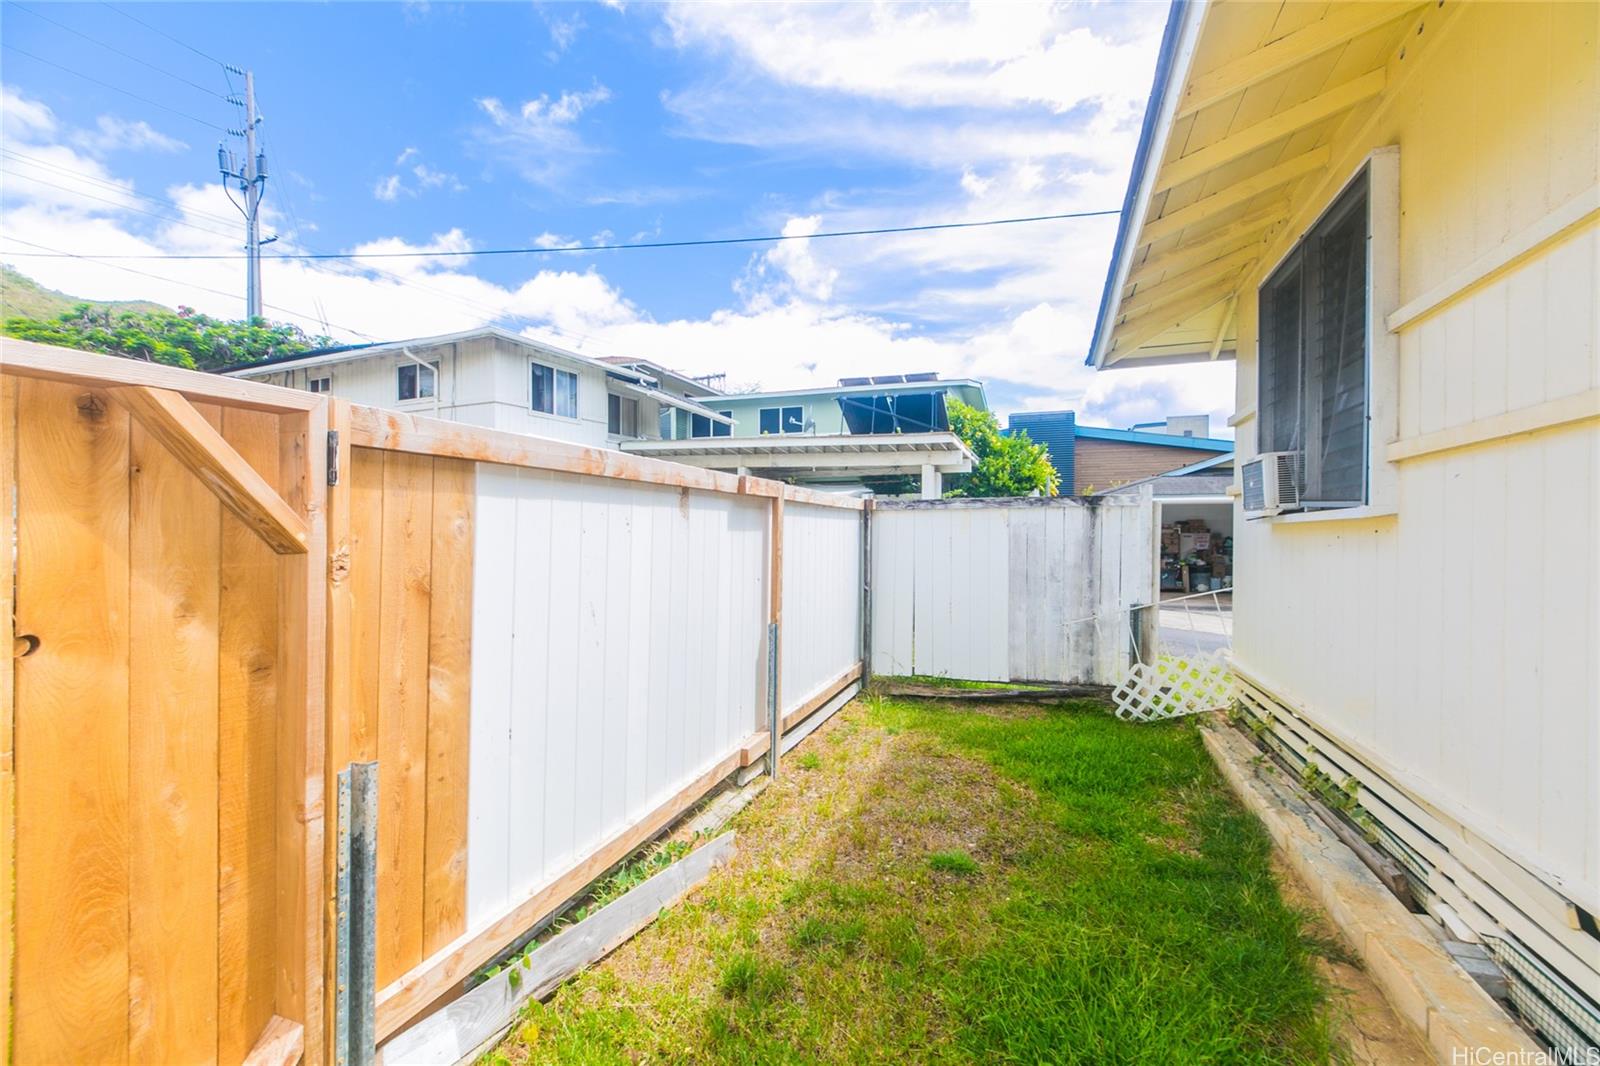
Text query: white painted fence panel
780 502 863 709
870 496 1152 685
465 466 771 929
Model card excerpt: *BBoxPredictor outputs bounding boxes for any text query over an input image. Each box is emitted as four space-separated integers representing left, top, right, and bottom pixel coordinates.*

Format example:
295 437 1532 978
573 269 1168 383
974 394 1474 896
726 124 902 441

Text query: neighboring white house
229 336 976 496
223 326 732 448
1089 0 1599 1049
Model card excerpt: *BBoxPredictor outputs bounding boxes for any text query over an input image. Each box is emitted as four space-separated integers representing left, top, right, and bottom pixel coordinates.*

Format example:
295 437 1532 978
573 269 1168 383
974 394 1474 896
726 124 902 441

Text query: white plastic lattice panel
1112 653 1236 723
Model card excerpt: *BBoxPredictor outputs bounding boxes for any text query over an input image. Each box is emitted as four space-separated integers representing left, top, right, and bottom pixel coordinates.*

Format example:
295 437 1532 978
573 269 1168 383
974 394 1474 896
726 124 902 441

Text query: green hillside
0 264 170 320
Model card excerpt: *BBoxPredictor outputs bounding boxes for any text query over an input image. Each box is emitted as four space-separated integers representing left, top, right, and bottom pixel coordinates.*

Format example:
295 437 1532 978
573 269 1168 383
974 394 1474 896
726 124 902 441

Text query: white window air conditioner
1241 451 1301 517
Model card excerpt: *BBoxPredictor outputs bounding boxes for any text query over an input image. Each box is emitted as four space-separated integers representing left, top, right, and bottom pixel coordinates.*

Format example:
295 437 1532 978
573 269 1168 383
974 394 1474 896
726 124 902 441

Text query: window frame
531 360 580 419
1252 148 1400 522
396 360 439 402
758 405 806 434
607 393 639 437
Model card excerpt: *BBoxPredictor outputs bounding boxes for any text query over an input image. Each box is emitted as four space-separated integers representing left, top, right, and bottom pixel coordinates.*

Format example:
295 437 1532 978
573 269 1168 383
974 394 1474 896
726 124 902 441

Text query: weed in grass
927 850 979 875
790 915 866 953
717 953 787 1007
794 751 821 771
871 916 926 966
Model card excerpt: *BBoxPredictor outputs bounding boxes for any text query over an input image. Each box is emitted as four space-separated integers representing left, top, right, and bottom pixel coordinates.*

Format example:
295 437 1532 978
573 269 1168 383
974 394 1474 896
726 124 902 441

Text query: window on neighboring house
690 413 712 438
1258 168 1370 509
307 376 331 394
607 394 639 436
758 405 805 434
397 361 439 401
532 362 579 418
713 410 732 438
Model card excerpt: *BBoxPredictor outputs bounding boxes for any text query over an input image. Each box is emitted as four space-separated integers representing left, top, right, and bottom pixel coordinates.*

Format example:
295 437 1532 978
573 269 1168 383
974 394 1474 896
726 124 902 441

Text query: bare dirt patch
1271 854 1432 1065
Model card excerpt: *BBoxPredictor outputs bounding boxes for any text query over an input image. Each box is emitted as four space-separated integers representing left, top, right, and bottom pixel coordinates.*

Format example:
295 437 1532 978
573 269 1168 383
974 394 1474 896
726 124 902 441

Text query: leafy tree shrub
2 303 329 371
943 398 1059 498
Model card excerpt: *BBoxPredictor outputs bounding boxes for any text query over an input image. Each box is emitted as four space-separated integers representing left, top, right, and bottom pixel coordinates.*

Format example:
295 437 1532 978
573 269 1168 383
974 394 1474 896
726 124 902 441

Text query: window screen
1257 169 1369 509
781 406 804 433
713 411 732 437
691 413 711 438
759 408 780 435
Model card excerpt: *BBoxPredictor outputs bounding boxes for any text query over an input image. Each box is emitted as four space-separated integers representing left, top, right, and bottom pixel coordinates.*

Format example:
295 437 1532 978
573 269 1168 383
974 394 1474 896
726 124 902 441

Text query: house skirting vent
1229 671 1600 1057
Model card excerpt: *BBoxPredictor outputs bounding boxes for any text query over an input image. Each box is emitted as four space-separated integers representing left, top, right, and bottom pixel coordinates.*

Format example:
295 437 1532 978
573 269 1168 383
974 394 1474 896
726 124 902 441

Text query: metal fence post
335 761 378 1066
767 622 781 778
860 502 872 687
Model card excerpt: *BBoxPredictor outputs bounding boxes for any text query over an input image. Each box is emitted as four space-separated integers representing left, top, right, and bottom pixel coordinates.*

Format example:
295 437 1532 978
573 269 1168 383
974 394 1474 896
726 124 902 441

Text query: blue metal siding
1007 411 1076 489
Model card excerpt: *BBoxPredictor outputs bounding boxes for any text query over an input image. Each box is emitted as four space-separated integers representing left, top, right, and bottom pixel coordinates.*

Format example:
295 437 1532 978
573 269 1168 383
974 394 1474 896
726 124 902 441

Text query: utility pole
219 68 270 320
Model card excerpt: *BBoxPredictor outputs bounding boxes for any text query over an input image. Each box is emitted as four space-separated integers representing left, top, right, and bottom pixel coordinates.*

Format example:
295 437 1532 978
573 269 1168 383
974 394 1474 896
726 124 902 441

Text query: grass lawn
486 696 1352 1065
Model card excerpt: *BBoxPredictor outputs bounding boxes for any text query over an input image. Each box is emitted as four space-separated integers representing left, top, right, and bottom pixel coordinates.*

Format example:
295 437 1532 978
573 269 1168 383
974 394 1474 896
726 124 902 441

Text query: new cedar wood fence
0 340 1147 1066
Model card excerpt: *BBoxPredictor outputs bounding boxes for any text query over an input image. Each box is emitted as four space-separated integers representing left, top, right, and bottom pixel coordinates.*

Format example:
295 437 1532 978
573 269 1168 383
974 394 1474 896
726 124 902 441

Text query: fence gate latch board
328 430 341 486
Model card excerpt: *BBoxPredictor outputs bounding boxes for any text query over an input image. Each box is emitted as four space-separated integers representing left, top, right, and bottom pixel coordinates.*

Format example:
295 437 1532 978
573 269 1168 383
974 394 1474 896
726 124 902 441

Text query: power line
98 1 231 68
0 149 243 228
0 236 377 340
2 153 616 352
1 43 227 132
4 2 230 100
0 170 241 240
0 208 1124 261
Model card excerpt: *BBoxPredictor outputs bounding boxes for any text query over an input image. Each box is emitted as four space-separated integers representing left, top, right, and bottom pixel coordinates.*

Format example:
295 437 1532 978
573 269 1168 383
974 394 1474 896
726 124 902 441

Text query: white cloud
373 174 405 202
413 163 465 192
372 151 464 201
545 10 585 55
2 85 57 139
740 215 838 303
69 116 187 156
471 85 613 188
663 2 1160 116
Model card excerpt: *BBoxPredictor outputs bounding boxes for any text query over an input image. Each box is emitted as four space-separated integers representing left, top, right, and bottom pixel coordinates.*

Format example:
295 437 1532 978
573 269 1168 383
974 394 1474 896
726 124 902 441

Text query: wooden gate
1 349 327 1066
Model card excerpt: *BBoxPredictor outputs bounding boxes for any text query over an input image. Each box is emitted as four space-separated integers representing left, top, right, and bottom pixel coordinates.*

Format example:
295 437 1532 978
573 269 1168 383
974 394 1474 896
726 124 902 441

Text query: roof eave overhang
1087 0 1211 371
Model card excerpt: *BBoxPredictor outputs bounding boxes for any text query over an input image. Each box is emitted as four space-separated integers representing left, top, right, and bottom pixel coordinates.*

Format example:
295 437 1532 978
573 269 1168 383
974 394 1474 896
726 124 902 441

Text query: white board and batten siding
779 502 864 710
465 463 770 930
870 495 1152 686
1225 0 1600 981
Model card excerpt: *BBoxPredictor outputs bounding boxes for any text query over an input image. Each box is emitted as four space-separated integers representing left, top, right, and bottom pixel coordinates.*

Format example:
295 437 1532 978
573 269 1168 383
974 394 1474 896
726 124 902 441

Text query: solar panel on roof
838 377 872 386
870 374 905 384
903 372 939 382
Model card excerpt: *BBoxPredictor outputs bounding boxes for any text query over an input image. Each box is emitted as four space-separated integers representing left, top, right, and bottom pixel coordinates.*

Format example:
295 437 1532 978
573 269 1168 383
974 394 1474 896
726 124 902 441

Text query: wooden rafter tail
108 386 310 555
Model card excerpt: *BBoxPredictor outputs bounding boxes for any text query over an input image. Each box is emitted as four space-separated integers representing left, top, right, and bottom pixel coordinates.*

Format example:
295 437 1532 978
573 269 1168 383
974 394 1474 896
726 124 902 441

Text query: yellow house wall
1229 0 1599 944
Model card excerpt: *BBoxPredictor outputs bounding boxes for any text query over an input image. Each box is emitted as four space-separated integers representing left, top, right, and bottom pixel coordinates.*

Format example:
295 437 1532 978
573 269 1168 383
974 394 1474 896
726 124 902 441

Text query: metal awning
619 431 975 476
607 379 734 425
1088 1 1427 370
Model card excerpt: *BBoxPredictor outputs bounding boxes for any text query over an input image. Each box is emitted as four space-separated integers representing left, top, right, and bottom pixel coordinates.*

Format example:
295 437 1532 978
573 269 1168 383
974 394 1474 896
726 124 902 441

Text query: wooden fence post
277 402 329 1066
323 398 355 1064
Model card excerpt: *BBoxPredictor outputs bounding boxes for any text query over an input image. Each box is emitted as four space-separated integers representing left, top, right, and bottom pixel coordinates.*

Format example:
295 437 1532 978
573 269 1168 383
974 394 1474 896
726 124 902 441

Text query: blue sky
0 1 1235 430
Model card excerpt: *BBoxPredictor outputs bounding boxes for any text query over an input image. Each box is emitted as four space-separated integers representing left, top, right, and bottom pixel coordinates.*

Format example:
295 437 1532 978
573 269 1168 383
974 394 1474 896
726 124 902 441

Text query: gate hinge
327 430 340 486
